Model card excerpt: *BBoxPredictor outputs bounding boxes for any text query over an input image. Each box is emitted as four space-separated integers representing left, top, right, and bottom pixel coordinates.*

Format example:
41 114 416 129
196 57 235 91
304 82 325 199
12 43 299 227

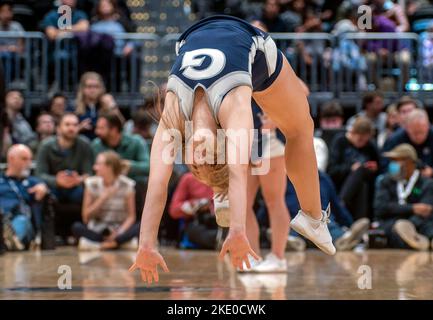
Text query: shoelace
322 207 331 224
321 203 331 224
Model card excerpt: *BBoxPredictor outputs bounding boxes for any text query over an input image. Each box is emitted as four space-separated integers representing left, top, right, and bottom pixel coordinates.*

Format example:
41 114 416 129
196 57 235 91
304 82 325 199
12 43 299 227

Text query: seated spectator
382 109 433 178
285 171 370 251
99 92 125 123
5 89 35 145
43 0 89 41
35 113 94 238
253 0 290 32
92 112 150 216
396 96 419 128
0 144 48 250
328 117 380 220
72 151 138 250
315 100 345 148
90 0 134 57
28 112 56 156
48 93 71 125
169 172 218 250
75 72 106 140
0 1 24 58
346 91 386 144
377 103 399 149
124 107 154 142
375 144 433 251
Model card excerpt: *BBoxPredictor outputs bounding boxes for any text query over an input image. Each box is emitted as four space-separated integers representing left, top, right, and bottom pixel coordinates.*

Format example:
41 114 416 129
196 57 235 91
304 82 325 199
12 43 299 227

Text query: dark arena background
1 0 433 305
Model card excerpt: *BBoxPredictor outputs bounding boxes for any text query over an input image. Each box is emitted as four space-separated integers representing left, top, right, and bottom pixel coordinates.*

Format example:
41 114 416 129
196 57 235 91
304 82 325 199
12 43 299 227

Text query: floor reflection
1 248 433 299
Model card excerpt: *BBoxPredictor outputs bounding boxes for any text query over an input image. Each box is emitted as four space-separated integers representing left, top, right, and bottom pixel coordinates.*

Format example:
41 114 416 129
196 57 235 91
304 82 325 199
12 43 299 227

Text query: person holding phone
328 116 380 220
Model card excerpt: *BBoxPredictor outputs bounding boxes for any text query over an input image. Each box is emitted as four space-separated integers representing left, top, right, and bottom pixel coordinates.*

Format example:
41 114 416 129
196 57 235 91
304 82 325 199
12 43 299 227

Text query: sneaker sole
393 220 429 251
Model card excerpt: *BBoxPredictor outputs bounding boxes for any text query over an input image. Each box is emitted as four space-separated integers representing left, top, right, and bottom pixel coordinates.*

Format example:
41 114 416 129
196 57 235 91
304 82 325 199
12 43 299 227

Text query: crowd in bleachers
1 0 433 256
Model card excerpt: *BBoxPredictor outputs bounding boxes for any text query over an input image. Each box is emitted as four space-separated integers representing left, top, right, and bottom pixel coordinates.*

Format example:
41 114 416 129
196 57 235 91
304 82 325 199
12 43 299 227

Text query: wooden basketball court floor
1 247 433 300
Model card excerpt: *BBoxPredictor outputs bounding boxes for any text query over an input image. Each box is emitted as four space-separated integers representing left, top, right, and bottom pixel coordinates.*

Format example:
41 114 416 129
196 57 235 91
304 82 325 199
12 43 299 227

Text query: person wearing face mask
374 143 433 251
0 144 48 250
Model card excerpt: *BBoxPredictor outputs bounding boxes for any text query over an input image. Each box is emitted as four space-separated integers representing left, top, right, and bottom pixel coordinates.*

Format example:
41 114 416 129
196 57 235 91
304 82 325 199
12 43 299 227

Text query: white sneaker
121 237 138 251
287 235 306 252
335 218 370 251
290 204 336 255
78 238 101 251
253 253 287 273
237 254 262 273
393 220 429 251
214 195 230 228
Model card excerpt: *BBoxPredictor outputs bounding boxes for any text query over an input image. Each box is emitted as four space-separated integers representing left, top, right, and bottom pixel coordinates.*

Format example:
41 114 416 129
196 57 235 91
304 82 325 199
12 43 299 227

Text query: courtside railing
1 31 432 110
0 31 47 115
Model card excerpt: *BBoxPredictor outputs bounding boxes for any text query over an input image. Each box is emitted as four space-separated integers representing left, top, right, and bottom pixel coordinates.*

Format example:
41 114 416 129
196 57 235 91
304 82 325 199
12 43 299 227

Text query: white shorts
252 130 285 161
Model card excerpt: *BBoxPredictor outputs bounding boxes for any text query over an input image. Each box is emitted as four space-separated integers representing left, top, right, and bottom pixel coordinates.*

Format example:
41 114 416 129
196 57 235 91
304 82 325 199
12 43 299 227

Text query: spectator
125 107 154 142
99 93 125 123
366 6 411 90
319 101 345 130
48 93 71 125
0 1 24 59
72 151 138 250
347 91 386 142
43 0 89 41
371 0 410 32
169 172 218 249
375 143 433 251
408 0 433 33
320 0 345 31
92 112 150 216
315 101 345 148
254 0 289 32
35 113 94 237
5 89 35 145
328 117 380 220
396 96 418 128
90 0 134 57
75 71 106 140
0 144 48 250
377 103 399 149
28 112 56 156
382 109 433 178
331 3 367 90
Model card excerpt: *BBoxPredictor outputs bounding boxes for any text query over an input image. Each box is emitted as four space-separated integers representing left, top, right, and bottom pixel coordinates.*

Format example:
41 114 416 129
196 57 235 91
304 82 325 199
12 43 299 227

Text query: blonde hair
155 87 229 196
99 151 124 177
75 72 106 116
